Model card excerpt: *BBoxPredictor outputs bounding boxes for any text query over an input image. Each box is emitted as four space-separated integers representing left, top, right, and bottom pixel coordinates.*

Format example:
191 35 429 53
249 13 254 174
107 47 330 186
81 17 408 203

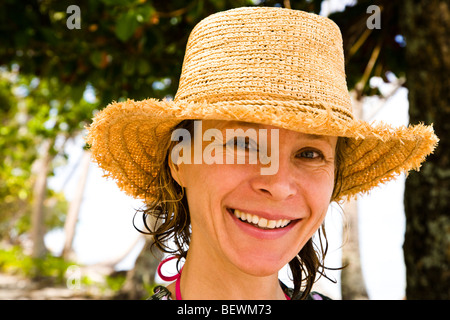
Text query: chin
225 245 294 277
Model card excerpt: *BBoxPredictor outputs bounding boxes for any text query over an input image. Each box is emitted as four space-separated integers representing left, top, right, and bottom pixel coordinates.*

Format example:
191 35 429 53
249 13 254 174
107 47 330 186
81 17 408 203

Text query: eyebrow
303 133 332 141
216 121 334 146
301 133 335 148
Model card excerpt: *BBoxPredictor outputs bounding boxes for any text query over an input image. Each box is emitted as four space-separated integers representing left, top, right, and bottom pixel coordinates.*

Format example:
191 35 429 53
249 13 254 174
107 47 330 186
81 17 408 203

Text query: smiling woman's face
169 120 338 277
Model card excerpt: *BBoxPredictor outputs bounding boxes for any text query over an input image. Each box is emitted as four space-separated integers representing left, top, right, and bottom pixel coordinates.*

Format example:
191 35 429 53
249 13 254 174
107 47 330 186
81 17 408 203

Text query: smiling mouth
228 208 293 230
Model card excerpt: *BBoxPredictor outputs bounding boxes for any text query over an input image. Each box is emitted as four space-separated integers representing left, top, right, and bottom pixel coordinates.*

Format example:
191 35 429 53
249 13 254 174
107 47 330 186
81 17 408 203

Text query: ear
168 156 185 188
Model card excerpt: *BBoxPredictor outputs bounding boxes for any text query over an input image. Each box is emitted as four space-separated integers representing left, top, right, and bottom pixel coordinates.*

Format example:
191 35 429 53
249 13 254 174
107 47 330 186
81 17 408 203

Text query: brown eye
299 149 323 159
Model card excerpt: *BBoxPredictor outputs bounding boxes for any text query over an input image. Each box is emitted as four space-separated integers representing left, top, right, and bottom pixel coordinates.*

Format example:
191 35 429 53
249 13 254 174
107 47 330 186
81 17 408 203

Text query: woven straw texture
86 7 438 202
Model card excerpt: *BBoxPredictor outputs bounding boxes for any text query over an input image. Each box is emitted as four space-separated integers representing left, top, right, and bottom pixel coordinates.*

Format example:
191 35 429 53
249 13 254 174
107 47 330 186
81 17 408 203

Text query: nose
250 157 297 201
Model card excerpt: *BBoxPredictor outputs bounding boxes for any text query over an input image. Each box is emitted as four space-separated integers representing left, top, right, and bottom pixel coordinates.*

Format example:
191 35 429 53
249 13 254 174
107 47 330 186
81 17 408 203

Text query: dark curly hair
137 120 345 299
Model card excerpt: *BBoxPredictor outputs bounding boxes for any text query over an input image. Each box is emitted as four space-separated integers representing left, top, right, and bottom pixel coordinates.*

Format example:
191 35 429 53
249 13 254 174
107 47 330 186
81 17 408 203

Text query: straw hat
86 7 438 202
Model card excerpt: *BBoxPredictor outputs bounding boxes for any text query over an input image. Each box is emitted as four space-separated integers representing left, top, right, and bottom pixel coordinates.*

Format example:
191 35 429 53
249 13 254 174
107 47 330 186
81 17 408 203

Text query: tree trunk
340 91 368 300
62 150 91 260
341 198 368 300
401 0 450 299
30 139 53 259
115 237 163 300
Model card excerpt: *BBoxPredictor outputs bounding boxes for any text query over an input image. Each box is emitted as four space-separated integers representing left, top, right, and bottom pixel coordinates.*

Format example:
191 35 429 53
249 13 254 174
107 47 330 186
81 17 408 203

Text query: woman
86 7 438 300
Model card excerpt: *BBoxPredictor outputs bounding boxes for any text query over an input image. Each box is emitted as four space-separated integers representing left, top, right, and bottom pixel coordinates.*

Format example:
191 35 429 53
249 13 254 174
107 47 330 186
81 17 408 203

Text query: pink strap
157 256 181 282
157 256 183 300
175 274 182 300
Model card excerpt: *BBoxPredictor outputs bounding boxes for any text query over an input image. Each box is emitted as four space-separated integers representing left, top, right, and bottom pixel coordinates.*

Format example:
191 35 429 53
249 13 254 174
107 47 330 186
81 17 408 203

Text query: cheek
182 163 248 222
302 166 335 204
293 168 335 246
310 175 334 227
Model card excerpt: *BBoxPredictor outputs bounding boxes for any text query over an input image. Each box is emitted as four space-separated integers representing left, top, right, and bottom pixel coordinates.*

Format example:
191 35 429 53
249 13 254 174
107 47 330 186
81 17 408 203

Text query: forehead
202 120 336 145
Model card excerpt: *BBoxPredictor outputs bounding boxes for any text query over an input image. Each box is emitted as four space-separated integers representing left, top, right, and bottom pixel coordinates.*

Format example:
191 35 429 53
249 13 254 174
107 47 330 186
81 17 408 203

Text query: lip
226 207 300 240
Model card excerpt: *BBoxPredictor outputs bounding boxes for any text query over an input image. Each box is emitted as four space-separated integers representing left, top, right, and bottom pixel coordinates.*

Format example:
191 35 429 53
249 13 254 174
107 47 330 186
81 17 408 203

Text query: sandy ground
0 270 115 300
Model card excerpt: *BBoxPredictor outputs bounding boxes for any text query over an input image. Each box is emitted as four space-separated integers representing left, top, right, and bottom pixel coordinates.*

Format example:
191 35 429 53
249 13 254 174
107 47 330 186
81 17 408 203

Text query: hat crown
174 7 353 121
86 9 438 203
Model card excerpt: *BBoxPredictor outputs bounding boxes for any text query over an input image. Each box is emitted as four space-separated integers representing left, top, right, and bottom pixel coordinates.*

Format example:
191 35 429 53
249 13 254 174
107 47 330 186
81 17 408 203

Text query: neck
170 242 286 300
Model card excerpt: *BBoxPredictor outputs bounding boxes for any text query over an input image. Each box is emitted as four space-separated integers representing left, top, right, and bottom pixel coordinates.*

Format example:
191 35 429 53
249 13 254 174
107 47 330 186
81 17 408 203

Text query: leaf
70 85 85 102
137 59 150 76
89 51 102 68
101 0 136 6
136 4 154 22
115 10 139 42
123 59 136 76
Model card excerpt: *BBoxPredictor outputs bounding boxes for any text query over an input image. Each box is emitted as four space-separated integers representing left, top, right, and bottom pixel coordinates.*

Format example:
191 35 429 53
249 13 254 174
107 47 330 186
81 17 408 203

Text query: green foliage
105 273 127 292
0 246 73 283
2 0 327 245
142 282 159 298
1 0 322 106
329 0 406 95
0 246 124 297
0 69 77 242
115 4 155 42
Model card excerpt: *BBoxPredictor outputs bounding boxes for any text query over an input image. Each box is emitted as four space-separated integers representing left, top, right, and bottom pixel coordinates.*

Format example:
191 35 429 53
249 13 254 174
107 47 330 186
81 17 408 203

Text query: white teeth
267 220 276 229
258 218 268 228
233 209 291 229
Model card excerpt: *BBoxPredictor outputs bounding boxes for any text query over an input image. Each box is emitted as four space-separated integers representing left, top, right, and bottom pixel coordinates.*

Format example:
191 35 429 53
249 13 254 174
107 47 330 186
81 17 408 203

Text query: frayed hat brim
85 98 438 202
